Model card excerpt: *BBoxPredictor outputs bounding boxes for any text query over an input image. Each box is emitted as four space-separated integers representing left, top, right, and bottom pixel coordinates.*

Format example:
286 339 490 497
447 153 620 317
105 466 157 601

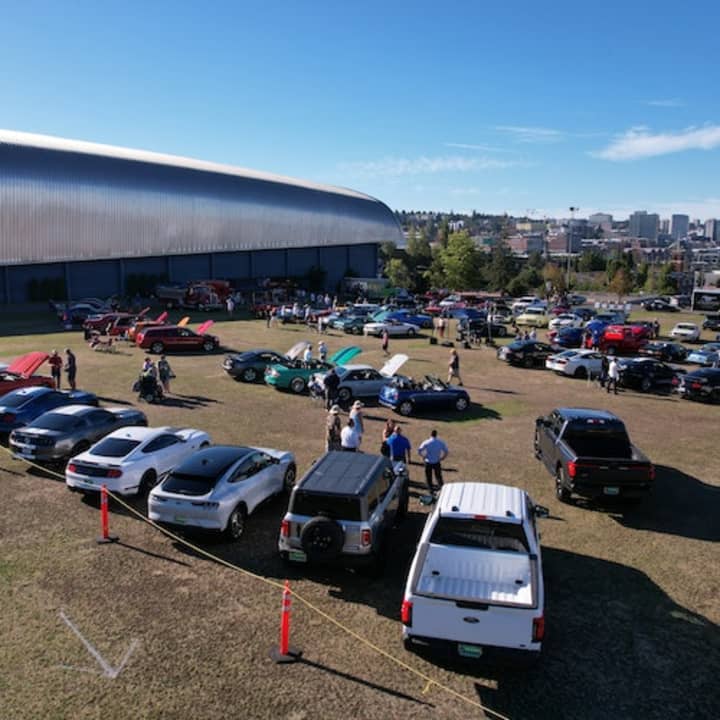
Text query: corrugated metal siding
0 141 402 266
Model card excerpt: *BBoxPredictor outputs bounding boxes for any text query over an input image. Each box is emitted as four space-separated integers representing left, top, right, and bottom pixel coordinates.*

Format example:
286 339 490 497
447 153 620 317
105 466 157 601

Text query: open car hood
380 353 409 377
197 320 215 335
155 311 169 323
177 316 190 327
7 352 49 378
330 346 362 365
285 341 312 360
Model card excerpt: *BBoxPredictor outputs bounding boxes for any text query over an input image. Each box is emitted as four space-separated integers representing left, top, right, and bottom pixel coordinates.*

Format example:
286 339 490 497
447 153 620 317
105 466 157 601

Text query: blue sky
1 0 718 220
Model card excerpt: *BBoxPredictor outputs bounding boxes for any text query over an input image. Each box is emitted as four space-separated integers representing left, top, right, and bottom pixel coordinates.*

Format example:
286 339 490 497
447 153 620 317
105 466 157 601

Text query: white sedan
546 349 604 379
66 426 211 496
549 313 584 330
670 322 701 342
363 319 419 337
149 445 296 541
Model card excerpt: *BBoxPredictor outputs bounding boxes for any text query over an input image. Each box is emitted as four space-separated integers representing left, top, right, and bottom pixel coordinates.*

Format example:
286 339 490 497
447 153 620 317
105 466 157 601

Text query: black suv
278 452 408 574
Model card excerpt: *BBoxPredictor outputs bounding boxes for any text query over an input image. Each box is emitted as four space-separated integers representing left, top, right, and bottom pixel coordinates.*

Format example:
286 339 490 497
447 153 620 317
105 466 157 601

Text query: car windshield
563 427 632 458
290 491 362 521
31 414 84 431
89 437 141 458
0 392 37 408
430 518 529 552
163 472 220 496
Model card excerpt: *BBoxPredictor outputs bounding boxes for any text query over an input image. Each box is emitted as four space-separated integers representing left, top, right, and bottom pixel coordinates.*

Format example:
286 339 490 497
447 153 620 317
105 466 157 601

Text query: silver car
149 445 296 540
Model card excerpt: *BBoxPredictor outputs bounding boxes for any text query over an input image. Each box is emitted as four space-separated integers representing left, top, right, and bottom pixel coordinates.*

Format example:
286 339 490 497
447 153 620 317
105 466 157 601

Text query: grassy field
0 305 718 720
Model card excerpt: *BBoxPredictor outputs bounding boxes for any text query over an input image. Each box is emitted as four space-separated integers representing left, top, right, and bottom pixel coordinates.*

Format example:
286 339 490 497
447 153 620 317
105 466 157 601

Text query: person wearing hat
340 417 361 452
49 349 62 389
349 400 364 445
326 405 342 451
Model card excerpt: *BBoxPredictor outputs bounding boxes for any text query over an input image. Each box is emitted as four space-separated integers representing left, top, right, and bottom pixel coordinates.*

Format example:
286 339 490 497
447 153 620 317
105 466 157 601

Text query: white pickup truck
401 482 548 662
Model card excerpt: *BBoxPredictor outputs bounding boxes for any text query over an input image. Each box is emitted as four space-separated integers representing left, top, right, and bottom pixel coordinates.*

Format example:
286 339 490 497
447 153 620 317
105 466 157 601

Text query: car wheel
241 367 258 383
143 392 156 403
422 320 432 329
533 432 542 460
455 396 469 412
300 516 345 562
523 355 534 368
497 326 507 337
290 377 306 394
555 467 571 503
70 440 90 458
225 504 247 541
202 340 215 353
406 328 416 337
398 400 413 416
337 387 352 403
150 341 164 354
352 326 362 335
640 376 652 392
139 470 157 495
574 366 587 379
283 464 297 492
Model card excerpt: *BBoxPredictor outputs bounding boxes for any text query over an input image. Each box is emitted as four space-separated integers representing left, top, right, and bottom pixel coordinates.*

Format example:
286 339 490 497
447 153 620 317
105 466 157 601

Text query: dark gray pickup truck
534 407 654 503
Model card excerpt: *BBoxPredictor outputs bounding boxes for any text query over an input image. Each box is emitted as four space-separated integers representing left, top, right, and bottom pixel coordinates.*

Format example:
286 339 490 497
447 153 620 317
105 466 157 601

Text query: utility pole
567 206 579 288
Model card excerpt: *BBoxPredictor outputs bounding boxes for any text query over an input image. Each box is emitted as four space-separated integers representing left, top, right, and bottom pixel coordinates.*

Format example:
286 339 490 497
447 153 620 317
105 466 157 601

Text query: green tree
484 240 516 290
543 263 566 295
439 231 480 289
657 264 678 294
635 262 649 289
527 250 544 270
384 257 412 290
578 249 607 272
608 267 634 301
423 247 447 288
406 227 432 266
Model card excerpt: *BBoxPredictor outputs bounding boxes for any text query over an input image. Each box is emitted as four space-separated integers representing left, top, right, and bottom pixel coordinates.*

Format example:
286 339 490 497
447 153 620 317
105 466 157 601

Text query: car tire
640 376 652 392
574 366 587 379
139 470 157 495
143 392 156 403
337 387 352 403
533 433 542 460
455 396 469 412
422 320 432 329
497 326 507 337
283 464 297 492
555 467 571 503
202 340 215 353
407 328 416 337
300 516 345 562
352 326 362 335
398 400 413 416
241 368 258 383
150 341 164 354
523 355 534 368
224 504 247 541
290 377 306 394
711 388 720 404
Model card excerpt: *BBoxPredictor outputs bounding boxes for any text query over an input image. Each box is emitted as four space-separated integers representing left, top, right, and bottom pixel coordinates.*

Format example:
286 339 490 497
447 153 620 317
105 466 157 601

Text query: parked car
0 352 55 395
497 340 555 368
379 375 470 416
515 307 550 328
66 426 211 496
670 322 701 343
702 314 720 332
617 358 681 392
340 316 370 335
686 342 720 366
642 299 679 312
310 354 408 404
567 294 587 305
545 349 603 378
593 311 626 325
265 346 362 394
278 451 408 573
598 325 649 355
9 405 148 465
674 367 720 402
223 341 310 382
572 307 596 321
401 482 547 662
136 321 219 354
638 342 688 363
548 313 584 330
83 311 135 334
534 407 654 503
363 319 420 337
456 318 508 342
149 445 296 540
0 387 98 434
550 327 586 348
384 310 433 329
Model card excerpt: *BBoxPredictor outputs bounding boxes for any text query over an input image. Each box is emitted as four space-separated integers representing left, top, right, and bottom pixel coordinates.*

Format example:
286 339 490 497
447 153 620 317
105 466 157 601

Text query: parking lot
1 307 718 720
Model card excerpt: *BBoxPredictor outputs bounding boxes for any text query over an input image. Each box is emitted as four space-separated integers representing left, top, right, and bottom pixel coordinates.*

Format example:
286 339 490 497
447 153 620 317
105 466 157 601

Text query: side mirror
534 505 550 518
535 417 548 427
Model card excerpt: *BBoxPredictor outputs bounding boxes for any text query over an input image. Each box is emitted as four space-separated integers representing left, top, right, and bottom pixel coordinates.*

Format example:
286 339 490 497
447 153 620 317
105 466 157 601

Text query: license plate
288 550 307 563
20 448 35 457
603 486 620 495
458 643 483 658
174 515 188 524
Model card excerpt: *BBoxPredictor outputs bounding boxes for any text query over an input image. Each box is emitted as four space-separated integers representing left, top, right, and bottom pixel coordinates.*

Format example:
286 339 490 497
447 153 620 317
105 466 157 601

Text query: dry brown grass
0 306 718 720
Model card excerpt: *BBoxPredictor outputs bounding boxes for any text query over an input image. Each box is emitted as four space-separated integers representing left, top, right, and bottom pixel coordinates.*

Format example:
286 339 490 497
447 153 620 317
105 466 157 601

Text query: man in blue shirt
386 426 411 464
418 429 449 492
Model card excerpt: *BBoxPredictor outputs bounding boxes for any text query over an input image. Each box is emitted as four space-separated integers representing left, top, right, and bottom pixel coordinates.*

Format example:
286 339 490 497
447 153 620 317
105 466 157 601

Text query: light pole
567 206 579 289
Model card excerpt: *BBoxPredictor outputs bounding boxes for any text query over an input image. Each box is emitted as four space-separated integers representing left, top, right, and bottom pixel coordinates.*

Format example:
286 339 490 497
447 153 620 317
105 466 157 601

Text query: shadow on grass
407 403 502 423
95 395 136 406
469 547 720 720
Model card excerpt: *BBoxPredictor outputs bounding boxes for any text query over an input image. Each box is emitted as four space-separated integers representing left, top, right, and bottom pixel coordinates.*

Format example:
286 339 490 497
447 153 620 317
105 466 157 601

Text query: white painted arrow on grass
58 610 139 679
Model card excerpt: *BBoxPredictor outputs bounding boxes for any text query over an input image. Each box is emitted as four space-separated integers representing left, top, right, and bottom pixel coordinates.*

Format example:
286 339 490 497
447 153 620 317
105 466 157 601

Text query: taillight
401 599 413 627
67 463 77 473
532 615 545 642
567 461 577 478
280 519 290 538
0 413 16 424
360 528 372 547
649 465 655 481
691 382 702 390
137 333 144 343
106 469 122 478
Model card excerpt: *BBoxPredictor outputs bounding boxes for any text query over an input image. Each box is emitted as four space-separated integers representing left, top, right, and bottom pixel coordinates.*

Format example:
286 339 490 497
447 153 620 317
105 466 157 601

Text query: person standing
599 354 609 389
323 367 340 410
386 425 411 464
653 318 660 339
418 429 449 493
49 349 62 389
349 401 364 444
64 348 77 390
607 356 620 395
326 405 342 451
226 295 235 317
447 349 463 386
158 355 174 394
303 344 313 365
318 340 328 363
438 316 445 339
381 328 390 357
340 418 361 452
380 418 396 457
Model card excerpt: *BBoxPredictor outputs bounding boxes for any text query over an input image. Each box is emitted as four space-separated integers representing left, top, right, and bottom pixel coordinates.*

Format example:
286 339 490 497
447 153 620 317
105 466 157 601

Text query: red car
136 320 219 354
599 325 649 355
0 352 55 393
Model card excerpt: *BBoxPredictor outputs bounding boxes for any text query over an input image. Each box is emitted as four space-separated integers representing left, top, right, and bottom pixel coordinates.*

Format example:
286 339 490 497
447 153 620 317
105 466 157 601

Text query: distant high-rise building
588 213 613 235
671 214 689 240
628 211 659 240
705 219 720 242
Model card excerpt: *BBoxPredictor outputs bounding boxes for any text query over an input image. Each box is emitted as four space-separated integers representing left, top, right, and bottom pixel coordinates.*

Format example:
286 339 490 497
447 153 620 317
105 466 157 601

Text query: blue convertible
0 386 98 433
379 374 470 416
384 310 434 329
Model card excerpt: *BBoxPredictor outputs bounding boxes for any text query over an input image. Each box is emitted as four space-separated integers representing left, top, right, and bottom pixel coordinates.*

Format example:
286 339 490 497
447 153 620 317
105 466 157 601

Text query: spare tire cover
300 516 345 562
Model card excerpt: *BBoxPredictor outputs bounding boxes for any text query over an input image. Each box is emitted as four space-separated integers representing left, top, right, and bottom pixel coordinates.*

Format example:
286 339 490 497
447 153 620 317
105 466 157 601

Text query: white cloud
494 125 565 143
339 155 519 177
593 125 720 161
646 99 685 107
443 142 509 153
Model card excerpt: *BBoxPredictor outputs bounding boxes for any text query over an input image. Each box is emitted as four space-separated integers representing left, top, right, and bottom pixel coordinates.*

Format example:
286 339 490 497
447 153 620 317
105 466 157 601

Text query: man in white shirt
340 418 361 452
607 357 620 395
303 345 313 365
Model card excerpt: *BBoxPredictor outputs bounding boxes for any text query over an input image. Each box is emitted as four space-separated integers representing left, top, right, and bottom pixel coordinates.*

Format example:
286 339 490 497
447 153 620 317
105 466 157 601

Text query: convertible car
378 375 470 416
265 346 362 394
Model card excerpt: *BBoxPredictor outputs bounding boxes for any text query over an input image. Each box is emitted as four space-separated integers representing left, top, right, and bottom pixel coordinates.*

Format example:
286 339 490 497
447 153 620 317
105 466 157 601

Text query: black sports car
617 358 680 392
497 340 555 368
638 342 688 363
642 299 679 312
675 367 720 402
456 317 508 342
222 341 310 382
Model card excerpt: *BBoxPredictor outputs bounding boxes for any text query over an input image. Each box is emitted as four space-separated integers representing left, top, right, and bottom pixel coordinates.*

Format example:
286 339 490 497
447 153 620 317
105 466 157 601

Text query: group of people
514 327 537 342
140 355 175 394
325 400 366 452
48 348 77 390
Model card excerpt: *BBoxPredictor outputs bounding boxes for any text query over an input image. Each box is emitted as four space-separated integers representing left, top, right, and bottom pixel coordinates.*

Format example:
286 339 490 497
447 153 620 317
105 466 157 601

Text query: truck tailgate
571 457 653 490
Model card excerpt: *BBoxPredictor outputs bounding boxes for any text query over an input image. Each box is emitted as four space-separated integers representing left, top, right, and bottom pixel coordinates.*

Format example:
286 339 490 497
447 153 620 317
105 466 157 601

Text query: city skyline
0 1 718 219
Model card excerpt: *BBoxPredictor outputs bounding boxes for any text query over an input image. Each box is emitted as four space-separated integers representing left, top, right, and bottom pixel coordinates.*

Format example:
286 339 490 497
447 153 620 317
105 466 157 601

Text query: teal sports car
264 346 362 394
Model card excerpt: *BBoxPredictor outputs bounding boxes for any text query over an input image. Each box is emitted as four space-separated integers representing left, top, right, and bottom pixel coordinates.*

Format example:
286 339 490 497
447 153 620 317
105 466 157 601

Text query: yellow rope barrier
1 447 510 720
